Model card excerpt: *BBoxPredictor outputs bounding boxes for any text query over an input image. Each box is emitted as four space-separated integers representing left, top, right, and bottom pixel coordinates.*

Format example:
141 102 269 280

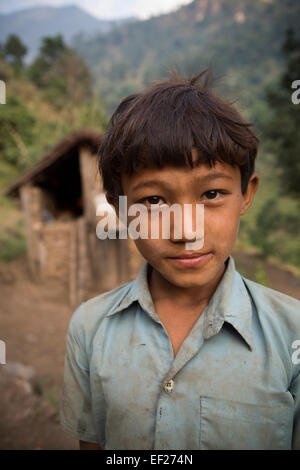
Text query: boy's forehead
121 158 240 193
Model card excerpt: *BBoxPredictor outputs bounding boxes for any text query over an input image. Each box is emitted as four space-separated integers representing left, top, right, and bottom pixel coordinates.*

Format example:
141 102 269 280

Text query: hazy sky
0 0 193 19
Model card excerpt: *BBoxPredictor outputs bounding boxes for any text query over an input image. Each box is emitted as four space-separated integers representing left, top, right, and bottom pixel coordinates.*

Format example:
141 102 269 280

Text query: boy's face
110 149 259 289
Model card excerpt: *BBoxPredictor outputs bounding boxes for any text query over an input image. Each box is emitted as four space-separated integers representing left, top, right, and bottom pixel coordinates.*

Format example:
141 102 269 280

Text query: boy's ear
240 173 259 216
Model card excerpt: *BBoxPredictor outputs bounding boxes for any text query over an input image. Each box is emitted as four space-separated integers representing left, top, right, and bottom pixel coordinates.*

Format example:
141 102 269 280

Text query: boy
60 71 300 450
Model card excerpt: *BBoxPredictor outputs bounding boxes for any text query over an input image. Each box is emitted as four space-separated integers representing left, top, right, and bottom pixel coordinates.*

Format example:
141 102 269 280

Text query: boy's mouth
166 252 213 267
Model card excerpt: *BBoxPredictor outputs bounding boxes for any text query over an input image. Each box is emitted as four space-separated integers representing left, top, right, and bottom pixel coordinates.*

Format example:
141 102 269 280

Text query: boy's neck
148 259 228 313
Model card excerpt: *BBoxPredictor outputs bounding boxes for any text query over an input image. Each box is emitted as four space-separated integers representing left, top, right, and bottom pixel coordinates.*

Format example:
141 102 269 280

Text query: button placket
154 388 175 450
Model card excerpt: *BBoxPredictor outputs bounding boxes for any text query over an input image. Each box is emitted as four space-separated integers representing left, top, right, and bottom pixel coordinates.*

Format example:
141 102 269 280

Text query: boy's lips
167 251 212 259
166 251 213 267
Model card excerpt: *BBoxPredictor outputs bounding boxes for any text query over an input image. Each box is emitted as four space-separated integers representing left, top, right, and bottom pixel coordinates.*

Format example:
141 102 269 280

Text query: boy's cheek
203 210 240 240
134 238 167 261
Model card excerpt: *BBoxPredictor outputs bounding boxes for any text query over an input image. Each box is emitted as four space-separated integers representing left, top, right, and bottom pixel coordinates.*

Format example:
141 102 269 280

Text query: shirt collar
201 256 253 351
105 255 253 351
105 261 157 319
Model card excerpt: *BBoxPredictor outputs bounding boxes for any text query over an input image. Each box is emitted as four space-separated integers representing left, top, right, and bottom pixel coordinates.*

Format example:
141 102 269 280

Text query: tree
0 42 4 59
0 94 35 168
3 34 27 71
28 35 92 108
28 35 67 87
40 35 66 60
265 28 300 199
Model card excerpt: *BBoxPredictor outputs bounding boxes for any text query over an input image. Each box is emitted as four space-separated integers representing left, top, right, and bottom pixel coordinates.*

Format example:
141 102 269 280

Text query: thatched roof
4 128 102 198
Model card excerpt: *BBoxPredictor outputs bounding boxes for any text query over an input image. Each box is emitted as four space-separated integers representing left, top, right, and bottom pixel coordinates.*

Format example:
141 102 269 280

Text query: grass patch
254 262 269 287
0 210 26 262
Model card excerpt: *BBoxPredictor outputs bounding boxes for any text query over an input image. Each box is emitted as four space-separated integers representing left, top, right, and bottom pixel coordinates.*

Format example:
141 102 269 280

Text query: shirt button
163 379 174 393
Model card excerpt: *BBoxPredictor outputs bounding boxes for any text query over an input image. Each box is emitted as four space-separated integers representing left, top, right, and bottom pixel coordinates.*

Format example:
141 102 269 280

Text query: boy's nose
170 203 204 246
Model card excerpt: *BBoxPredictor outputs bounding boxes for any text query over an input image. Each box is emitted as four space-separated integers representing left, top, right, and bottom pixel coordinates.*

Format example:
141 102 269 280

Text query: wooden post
79 145 103 288
69 220 78 307
19 185 42 280
77 216 92 304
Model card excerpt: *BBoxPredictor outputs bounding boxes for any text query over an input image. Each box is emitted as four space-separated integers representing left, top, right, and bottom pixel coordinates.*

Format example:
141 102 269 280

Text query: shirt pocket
199 395 293 450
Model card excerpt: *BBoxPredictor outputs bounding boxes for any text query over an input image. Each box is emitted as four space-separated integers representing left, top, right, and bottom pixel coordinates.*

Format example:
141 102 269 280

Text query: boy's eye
141 196 166 206
202 190 226 200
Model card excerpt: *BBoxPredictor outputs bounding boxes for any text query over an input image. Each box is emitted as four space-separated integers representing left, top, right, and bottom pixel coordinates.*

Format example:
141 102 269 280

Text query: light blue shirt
60 255 300 450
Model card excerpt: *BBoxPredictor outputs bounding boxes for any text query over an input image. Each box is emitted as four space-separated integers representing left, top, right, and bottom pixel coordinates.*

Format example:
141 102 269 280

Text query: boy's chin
166 272 215 289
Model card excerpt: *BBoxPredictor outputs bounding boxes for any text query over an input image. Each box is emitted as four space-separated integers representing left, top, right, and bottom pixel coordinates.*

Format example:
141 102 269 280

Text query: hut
4 128 144 306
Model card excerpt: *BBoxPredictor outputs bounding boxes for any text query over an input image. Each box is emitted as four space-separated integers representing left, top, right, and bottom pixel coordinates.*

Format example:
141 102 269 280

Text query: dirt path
0 256 79 449
0 252 299 449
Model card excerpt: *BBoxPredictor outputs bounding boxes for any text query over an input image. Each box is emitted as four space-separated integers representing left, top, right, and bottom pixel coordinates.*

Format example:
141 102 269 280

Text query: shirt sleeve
59 302 99 444
290 370 300 450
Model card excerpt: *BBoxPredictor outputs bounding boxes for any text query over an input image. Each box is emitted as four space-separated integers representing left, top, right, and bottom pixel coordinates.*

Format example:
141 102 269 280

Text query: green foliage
76 98 108 130
28 35 92 109
248 196 300 267
237 27 300 270
264 28 300 199
0 217 26 262
254 263 269 287
73 0 300 114
0 42 4 59
0 92 36 168
3 34 27 71
40 35 66 59
0 57 13 82
0 37 107 195
28 35 67 87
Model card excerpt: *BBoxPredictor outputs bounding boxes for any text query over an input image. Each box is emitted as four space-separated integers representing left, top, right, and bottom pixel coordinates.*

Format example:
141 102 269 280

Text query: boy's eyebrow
132 172 234 192
200 172 234 182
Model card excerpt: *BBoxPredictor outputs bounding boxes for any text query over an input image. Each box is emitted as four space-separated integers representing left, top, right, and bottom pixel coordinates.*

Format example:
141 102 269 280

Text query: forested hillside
73 0 300 115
